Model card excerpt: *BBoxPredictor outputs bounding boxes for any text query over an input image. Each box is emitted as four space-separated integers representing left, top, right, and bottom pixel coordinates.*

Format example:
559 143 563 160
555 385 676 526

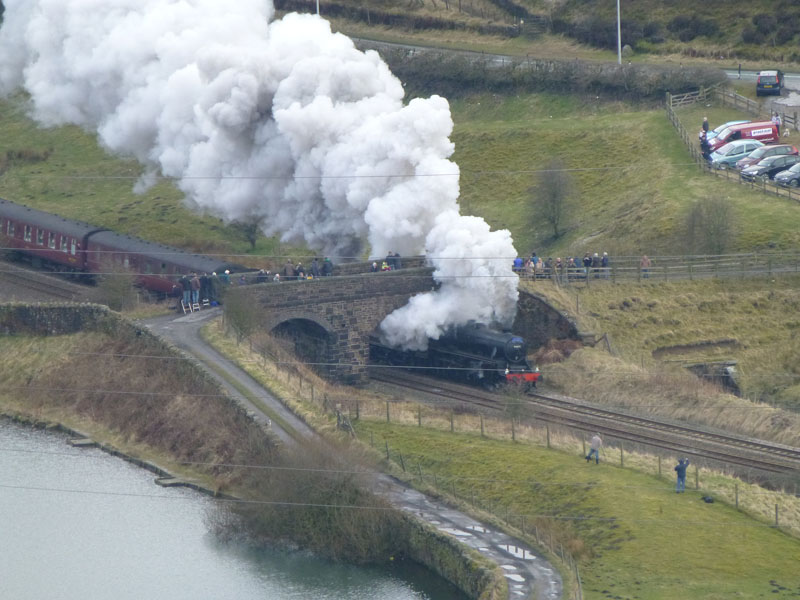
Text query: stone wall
513 290 580 348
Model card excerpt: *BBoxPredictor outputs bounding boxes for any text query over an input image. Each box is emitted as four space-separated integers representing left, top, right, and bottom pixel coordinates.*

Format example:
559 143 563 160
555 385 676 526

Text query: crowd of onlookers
513 251 612 281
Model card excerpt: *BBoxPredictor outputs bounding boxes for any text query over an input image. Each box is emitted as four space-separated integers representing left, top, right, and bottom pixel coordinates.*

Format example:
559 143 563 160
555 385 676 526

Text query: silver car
709 139 764 169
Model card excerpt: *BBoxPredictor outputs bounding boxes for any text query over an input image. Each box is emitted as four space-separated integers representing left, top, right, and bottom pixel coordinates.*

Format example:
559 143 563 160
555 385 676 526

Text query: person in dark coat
179 274 192 307
393 252 402 269
311 257 321 278
701 116 709 134
322 257 333 276
675 458 689 493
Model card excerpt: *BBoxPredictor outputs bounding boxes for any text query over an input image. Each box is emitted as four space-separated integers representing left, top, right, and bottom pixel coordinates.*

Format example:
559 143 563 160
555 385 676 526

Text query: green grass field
354 421 800 600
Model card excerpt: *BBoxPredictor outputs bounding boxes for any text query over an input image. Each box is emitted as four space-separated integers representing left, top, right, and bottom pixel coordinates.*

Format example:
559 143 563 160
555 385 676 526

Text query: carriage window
48 232 56 249
61 237 68 252
123 256 130 268
6 221 13 235
24 225 32 242
37 230 44 245
70 239 77 255
160 262 167 274
144 262 152 274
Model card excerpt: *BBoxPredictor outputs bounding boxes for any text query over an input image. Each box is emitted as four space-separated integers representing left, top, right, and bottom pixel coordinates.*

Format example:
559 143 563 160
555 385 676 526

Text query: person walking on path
675 458 690 493
585 433 603 464
702 116 709 134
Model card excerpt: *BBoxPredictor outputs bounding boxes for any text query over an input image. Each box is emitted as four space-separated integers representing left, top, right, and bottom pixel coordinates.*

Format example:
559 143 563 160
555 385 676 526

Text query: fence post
399 452 406 472
385 441 390 460
658 456 661 477
735 483 738 509
511 418 515 441
480 415 485 437
620 442 624 467
386 401 390 423
546 424 550 448
450 411 454 432
775 504 779 527
356 400 359 420
418 405 422 427
695 464 699 490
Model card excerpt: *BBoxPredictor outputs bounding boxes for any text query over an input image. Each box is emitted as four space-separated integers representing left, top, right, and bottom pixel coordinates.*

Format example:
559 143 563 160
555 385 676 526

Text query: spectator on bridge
675 458 690 493
273 272 281 282
370 261 379 272
393 252 402 269
381 260 391 271
311 257 321 278
513 256 524 273
295 262 305 279
601 251 610 278
386 252 397 270
220 269 231 286
283 259 296 280
582 252 592 277
524 258 533 279
322 257 333 276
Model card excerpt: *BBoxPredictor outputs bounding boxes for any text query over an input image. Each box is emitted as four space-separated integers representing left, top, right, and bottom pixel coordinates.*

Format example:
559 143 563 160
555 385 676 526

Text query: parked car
709 140 764 169
735 144 799 171
740 154 800 182
708 121 780 153
774 163 800 187
756 70 784 96
706 120 750 142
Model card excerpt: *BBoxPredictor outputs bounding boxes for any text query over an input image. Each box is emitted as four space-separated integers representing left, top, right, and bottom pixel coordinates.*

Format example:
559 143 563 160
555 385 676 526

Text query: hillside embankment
0 303 510 600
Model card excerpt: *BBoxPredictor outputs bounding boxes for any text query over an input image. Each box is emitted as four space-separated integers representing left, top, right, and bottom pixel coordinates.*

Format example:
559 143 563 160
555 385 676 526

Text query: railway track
0 259 95 302
369 368 800 476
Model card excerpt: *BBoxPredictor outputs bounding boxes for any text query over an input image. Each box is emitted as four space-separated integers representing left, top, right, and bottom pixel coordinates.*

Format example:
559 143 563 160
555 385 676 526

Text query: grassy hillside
355 421 800 600
450 93 800 257
323 0 800 67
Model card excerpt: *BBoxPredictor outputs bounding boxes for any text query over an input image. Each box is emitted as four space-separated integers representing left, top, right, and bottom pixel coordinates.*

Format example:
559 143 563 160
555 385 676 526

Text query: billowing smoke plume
0 0 519 349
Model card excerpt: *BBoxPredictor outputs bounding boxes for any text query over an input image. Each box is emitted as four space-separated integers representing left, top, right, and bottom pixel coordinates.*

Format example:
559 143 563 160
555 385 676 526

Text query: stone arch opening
271 318 334 376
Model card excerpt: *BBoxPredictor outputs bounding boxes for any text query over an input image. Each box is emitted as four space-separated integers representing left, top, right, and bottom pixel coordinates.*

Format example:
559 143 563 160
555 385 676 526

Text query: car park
774 163 800 187
756 70 784 96
709 140 764 169
708 121 780 153
740 154 800 182
735 144 799 171
706 120 750 142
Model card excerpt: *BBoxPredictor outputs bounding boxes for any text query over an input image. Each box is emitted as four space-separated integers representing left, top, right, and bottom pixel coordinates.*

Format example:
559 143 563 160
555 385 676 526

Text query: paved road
142 308 563 600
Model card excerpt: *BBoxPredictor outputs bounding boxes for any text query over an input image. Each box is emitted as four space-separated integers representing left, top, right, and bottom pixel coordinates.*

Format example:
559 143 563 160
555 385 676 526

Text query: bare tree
530 158 575 239
230 219 262 251
686 196 736 255
95 260 138 312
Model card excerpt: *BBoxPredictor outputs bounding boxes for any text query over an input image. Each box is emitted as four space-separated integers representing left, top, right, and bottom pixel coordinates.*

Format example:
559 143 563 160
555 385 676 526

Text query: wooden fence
666 87 800 203
523 251 800 286
667 85 799 132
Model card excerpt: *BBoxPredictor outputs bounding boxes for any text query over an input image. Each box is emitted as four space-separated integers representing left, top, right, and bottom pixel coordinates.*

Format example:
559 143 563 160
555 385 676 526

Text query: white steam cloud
0 0 519 349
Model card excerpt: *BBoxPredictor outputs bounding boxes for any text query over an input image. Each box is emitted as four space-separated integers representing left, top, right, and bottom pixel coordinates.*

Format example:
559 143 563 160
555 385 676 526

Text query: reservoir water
0 420 465 600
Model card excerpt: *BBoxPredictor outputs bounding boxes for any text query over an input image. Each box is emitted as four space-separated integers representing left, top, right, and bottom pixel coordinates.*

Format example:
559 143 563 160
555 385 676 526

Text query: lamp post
316 0 320 14
616 0 621 64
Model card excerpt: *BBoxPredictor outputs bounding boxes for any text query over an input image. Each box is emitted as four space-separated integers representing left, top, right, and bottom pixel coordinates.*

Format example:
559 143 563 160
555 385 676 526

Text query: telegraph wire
0 482 792 529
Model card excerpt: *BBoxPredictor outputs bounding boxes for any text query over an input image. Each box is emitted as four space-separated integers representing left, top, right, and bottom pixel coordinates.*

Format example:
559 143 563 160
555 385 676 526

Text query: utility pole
616 0 622 64
316 0 320 14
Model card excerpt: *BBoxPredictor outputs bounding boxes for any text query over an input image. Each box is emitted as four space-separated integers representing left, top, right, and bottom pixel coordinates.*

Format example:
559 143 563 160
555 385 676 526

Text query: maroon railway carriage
0 198 99 272
0 198 246 294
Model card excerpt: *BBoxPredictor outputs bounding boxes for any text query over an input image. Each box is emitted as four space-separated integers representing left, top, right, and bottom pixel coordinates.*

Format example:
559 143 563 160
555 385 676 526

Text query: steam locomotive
0 197 245 294
370 321 541 389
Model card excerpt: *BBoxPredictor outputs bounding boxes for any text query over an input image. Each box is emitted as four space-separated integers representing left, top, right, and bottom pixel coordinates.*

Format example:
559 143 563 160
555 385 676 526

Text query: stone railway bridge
229 259 579 385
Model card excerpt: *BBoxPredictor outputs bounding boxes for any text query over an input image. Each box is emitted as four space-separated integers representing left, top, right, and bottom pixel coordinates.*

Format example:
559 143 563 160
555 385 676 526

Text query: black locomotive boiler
370 321 540 388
